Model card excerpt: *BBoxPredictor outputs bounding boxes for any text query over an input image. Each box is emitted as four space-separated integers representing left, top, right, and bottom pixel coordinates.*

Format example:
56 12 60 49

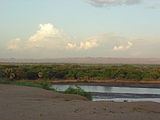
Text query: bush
27 71 38 80
64 86 92 100
40 80 52 90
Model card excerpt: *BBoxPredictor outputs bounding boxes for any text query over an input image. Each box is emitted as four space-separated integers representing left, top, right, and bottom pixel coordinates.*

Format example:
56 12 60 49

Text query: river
51 84 160 103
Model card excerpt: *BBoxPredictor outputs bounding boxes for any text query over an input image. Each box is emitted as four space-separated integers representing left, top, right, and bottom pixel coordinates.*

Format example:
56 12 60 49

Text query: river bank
39 79 160 88
0 84 160 120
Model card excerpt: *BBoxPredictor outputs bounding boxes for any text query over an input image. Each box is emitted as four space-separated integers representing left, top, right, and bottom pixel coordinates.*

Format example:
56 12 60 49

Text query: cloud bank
5 23 160 58
87 0 141 7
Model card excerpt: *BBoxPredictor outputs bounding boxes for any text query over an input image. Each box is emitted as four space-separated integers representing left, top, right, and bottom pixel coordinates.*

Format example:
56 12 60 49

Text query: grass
0 79 55 91
0 79 10 84
14 81 42 88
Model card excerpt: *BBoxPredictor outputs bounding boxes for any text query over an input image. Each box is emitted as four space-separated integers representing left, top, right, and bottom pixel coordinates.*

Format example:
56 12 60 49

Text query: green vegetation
0 79 10 84
0 79 54 91
13 81 42 88
39 80 52 90
0 64 160 81
1 63 160 100
64 86 92 100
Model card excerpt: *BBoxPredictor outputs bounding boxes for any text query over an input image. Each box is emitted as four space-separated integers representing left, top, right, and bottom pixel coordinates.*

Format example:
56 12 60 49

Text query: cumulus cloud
7 23 99 53
66 43 77 49
113 41 133 51
7 24 70 51
67 39 98 50
27 24 67 49
28 24 60 42
87 0 141 7
80 40 98 49
66 33 111 50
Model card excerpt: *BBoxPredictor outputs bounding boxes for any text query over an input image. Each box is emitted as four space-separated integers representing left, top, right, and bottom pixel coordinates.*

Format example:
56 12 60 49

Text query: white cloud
7 24 69 50
28 24 60 42
27 24 65 49
66 43 77 49
67 39 98 50
80 40 98 49
87 0 141 7
66 32 110 50
113 41 133 51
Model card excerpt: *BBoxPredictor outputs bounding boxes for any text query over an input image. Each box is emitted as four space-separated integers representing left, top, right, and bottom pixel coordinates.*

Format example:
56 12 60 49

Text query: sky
0 0 160 58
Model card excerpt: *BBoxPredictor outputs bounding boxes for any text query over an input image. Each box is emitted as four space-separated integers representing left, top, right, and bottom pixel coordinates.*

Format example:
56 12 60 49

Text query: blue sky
0 0 160 58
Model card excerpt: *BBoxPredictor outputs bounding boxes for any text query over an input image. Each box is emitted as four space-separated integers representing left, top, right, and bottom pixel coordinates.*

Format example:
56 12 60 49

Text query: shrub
64 86 92 100
27 71 38 80
40 80 52 90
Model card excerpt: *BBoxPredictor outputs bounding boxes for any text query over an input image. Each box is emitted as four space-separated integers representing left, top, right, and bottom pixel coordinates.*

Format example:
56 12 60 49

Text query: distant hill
0 57 160 65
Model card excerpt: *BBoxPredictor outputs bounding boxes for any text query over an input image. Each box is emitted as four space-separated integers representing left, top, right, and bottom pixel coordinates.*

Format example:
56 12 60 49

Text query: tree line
0 64 160 81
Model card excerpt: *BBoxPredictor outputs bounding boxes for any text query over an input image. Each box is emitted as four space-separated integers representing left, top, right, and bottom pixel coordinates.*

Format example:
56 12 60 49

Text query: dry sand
0 84 160 120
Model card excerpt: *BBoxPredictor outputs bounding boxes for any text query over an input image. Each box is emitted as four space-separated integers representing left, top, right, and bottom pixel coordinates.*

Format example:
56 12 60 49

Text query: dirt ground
0 84 160 120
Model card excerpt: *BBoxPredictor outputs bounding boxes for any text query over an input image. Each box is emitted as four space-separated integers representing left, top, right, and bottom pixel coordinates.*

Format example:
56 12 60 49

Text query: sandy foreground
0 84 160 120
